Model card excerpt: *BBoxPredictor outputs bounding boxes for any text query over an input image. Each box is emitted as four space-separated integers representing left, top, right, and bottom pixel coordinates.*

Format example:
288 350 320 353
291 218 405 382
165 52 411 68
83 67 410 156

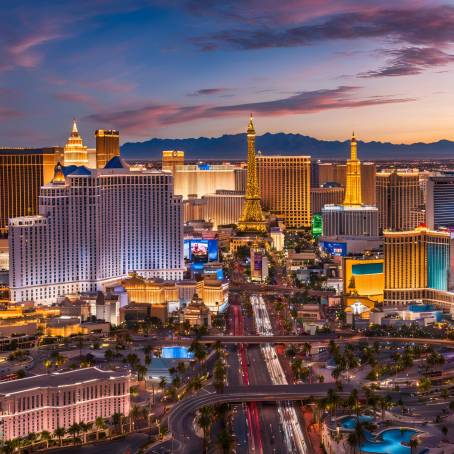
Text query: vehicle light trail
250 295 308 454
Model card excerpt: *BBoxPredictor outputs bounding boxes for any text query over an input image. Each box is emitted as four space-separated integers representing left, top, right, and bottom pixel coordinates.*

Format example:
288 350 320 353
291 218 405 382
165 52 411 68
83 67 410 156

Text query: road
157 383 360 453
62 433 148 454
251 295 308 454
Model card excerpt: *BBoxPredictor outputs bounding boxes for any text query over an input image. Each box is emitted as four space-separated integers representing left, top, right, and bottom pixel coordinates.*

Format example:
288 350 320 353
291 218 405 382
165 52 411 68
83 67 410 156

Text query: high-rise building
317 161 375 205
0 368 130 440
426 174 454 230
234 167 247 193
63 120 88 166
0 147 62 235
376 170 421 232
238 116 267 233
9 157 184 304
310 183 344 215
161 151 240 199
384 226 450 305
256 155 311 228
322 134 379 243
183 197 207 223
203 190 245 229
95 129 120 169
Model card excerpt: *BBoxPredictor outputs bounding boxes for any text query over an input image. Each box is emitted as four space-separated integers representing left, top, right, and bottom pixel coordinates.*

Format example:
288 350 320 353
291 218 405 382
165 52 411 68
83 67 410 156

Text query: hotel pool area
340 415 373 429
337 416 419 454
160 346 194 359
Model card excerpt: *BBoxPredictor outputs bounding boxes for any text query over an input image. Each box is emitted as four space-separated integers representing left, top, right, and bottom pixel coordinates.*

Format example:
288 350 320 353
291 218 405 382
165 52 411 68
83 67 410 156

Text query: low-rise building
0 367 130 440
180 294 211 328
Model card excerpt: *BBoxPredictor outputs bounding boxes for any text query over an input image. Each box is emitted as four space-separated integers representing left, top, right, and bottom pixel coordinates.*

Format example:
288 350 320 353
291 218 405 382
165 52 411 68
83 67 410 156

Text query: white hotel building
9 157 184 304
0 368 130 440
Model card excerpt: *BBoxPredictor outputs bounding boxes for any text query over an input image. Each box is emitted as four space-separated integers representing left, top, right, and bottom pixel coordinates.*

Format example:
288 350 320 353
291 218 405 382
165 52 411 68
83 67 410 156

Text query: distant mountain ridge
121 132 454 161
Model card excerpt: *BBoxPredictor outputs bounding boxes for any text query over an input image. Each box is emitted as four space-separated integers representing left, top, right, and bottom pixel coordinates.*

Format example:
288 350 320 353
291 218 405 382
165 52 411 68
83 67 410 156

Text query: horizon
1 1 454 147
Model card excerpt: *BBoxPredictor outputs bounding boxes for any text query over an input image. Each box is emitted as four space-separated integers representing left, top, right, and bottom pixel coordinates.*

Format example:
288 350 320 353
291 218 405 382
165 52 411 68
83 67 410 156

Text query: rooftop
0 367 128 395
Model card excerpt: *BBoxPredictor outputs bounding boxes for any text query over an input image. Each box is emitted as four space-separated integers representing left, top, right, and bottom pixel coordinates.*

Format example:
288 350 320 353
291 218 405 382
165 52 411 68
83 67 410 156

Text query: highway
251 295 308 454
164 383 357 453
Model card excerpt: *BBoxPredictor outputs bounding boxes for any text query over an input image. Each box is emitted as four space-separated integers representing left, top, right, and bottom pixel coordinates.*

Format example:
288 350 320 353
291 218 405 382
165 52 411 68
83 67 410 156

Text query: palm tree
67 423 80 445
409 438 419 454
346 389 361 416
217 428 234 453
440 425 448 441
302 342 312 357
54 427 65 447
159 376 167 390
327 389 340 418
95 416 107 440
40 430 51 449
196 406 213 453
44 359 52 374
112 412 124 434
137 364 148 382
129 405 141 432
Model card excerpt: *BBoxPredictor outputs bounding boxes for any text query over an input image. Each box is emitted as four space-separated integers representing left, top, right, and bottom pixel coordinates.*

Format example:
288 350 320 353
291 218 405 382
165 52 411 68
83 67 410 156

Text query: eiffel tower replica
238 115 267 233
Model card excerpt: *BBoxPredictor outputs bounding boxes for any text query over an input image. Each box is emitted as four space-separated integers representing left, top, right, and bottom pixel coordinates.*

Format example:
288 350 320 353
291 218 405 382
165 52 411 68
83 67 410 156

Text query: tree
67 423 80 445
137 364 148 382
418 377 432 394
440 425 448 440
53 427 65 447
217 428 234 453
44 359 52 374
196 406 213 453
112 412 124 434
95 417 107 440
129 405 141 432
40 430 51 449
409 438 419 454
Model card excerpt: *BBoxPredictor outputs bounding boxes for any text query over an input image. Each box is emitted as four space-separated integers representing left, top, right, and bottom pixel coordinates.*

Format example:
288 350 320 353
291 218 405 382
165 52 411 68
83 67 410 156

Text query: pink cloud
86 86 414 134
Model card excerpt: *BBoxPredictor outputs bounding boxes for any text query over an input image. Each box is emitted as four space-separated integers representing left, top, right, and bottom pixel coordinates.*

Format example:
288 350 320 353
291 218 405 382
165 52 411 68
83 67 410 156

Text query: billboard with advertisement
322 241 347 257
184 239 218 262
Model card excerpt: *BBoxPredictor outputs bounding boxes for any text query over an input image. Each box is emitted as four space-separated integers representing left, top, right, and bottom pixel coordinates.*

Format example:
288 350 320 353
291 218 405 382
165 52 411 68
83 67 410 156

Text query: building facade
95 129 120 169
310 184 344 215
384 226 450 305
0 368 130 441
203 190 245 229
63 121 88 167
376 170 421 232
426 174 454 230
256 155 311 228
9 158 184 304
0 147 62 235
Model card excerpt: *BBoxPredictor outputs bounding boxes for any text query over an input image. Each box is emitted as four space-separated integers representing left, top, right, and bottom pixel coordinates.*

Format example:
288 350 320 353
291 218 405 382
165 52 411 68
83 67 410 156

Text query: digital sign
322 241 347 256
311 214 323 238
184 239 218 262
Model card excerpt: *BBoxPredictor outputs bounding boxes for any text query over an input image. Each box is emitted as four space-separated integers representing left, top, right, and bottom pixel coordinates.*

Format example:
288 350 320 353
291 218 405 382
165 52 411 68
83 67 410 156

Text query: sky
1 0 454 147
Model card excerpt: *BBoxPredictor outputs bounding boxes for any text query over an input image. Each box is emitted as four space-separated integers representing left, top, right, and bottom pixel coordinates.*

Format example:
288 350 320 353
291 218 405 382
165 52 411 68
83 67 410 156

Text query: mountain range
121 132 454 161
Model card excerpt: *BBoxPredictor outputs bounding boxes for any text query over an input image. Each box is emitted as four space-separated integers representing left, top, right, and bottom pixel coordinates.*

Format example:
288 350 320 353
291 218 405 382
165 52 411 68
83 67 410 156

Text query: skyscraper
9 157 184 304
343 132 361 205
95 129 120 168
0 147 62 235
322 134 379 246
384 226 450 305
238 116 266 233
63 120 88 166
426 173 454 230
376 170 421 232
310 183 344 215
256 155 311 228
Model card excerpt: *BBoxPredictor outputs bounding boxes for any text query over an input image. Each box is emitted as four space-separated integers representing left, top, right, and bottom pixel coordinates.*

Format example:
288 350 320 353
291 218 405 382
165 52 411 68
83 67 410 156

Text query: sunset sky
1 0 454 147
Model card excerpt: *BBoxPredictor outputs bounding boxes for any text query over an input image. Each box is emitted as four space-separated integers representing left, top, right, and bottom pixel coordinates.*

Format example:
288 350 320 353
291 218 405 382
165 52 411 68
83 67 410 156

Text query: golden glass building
256 155 311 228
384 226 450 305
317 161 376 205
0 147 61 235
63 120 88 166
376 170 421 232
238 115 267 233
95 129 120 169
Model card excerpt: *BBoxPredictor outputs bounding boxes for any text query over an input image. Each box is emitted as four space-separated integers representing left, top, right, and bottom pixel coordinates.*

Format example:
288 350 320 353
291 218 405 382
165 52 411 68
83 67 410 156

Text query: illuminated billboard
311 214 323 238
184 239 218 262
322 241 347 257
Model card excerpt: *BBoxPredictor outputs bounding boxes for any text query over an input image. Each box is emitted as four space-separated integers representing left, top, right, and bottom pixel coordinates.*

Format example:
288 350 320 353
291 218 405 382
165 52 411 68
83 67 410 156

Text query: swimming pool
338 417 418 454
159 346 194 359
361 429 418 454
340 415 374 430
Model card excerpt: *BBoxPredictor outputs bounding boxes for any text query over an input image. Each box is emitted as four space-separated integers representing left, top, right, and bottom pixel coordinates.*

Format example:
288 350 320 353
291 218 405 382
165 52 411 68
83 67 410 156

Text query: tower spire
238 115 266 233
343 131 362 205
72 118 78 135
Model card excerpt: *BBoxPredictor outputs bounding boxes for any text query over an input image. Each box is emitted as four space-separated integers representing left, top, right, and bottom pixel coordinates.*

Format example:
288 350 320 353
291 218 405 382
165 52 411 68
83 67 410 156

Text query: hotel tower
9 157 184 304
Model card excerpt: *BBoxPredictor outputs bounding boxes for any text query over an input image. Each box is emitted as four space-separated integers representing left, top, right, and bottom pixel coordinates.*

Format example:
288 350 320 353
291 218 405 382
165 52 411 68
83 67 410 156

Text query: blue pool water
160 346 194 359
361 429 418 454
340 415 374 429
338 417 418 454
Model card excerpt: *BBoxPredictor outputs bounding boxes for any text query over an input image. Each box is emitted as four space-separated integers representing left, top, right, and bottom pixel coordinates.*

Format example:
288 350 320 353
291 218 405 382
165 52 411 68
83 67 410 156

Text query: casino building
0 368 130 441
9 157 184 304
